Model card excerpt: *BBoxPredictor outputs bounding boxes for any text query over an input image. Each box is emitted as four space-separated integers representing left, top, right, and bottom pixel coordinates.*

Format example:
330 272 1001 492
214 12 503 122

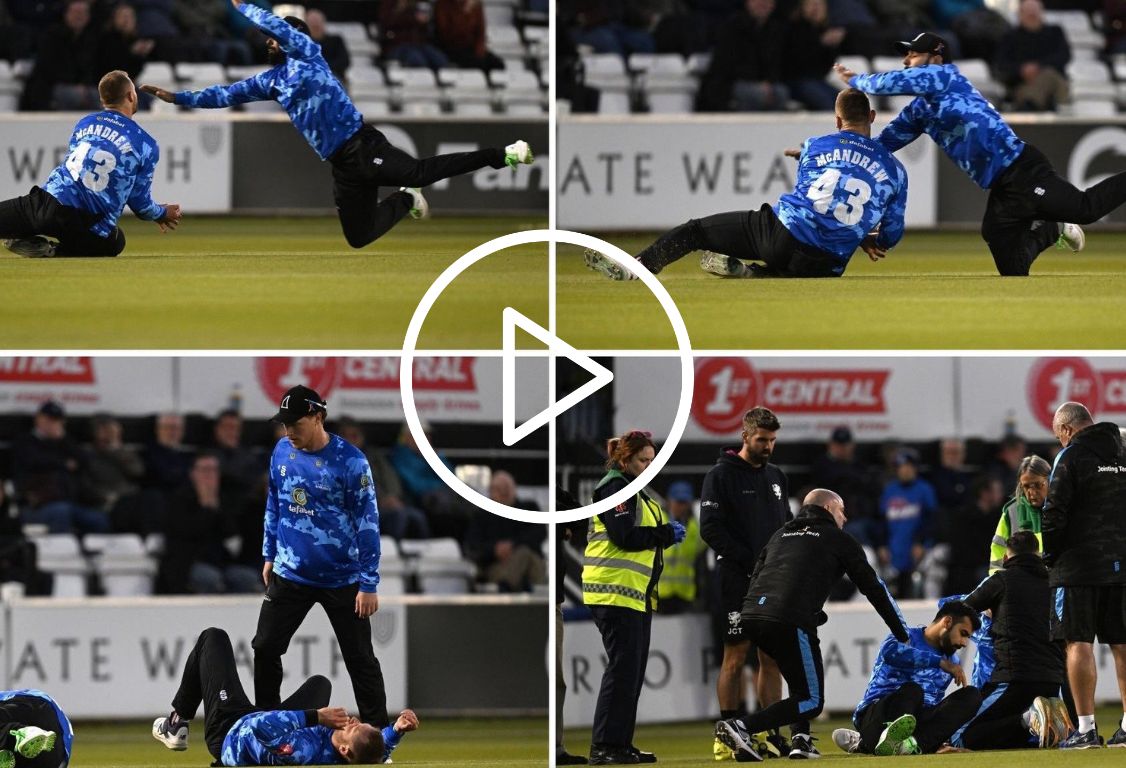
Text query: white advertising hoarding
0 357 175 415
3 597 406 719
0 116 231 213
563 601 1124 725
558 117 937 231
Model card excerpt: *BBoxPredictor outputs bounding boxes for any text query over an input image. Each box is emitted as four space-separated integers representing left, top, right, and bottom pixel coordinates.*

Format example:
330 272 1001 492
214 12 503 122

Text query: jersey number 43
805 168 871 226
64 142 117 193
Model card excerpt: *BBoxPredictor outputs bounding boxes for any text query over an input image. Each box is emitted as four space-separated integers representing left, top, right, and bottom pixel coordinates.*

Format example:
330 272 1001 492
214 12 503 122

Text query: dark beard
267 47 286 65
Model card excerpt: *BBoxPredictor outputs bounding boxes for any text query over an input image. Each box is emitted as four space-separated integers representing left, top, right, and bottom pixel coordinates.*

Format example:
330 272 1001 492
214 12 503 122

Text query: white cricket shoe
3 236 56 258
700 250 753 278
505 140 534 168
152 715 188 751
1058 223 1085 252
400 187 429 220
831 729 862 754
583 248 638 281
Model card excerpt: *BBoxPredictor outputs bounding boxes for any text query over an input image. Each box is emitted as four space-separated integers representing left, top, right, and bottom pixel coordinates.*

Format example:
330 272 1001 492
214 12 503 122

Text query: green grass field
0 217 547 349
556 232 1126 349
564 706 1125 766
71 716 545 767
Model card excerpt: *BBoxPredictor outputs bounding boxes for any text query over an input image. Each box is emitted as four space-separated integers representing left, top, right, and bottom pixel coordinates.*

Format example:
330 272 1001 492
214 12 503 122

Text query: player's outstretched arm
833 62 858 86
140 84 175 103
155 203 181 233
233 0 319 60
850 65 954 97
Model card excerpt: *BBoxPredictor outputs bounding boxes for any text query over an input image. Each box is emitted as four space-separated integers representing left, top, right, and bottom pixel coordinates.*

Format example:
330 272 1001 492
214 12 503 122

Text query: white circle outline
399 229 694 524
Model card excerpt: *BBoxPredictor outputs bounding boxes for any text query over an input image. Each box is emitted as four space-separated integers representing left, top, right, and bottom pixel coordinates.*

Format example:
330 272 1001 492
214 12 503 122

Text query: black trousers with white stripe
738 619 824 736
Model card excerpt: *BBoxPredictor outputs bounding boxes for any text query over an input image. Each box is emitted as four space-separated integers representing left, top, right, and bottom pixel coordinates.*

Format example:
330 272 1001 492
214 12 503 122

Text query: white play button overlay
501 307 613 446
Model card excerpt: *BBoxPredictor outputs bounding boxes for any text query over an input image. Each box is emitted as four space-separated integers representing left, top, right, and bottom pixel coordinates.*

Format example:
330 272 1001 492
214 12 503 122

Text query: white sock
1120 713 1126 731
1078 715 1096 734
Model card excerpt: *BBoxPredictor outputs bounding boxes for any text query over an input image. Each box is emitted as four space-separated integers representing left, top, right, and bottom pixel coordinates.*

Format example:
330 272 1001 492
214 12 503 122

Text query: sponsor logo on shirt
772 483 782 499
290 487 313 515
782 527 821 538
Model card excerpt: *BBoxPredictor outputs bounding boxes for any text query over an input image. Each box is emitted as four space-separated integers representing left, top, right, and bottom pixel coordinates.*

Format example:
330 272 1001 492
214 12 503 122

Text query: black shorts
697 205 843 278
719 564 752 645
1052 585 1126 643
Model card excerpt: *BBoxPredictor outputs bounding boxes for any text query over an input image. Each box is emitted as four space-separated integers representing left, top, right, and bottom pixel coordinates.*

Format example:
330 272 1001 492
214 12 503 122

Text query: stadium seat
226 65 266 83
686 52 712 77
492 66 544 112
348 65 389 100
86 533 157 596
522 25 548 57
0 61 19 112
484 3 513 28
1045 9 1103 54
398 538 476 594
177 62 226 88
377 543 411 595
630 53 695 113
487 25 526 59
386 67 443 103
139 61 177 85
505 102 546 116
327 21 379 58
30 534 88 597
400 99 443 116
872 56 903 75
1069 60 1116 100
1070 98 1117 116
354 99 392 117
582 53 632 114
450 100 495 115
437 67 493 111
956 59 1004 103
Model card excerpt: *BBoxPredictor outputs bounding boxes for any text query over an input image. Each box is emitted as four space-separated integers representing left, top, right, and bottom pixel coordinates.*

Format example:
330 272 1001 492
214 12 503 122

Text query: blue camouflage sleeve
882 636 941 670
240 3 320 60
263 452 279 562
851 66 954 97
876 98 927 153
243 711 309 748
125 139 165 221
875 160 907 250
175 73 273 108
350 454 381 593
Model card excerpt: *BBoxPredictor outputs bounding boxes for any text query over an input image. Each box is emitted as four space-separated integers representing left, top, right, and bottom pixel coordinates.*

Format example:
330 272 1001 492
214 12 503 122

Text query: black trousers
0 186 124 257
0 695 69 768
983 142 1126 275
857 682 983 754
252 573 388 727
329 124 506 249
590 605 652 748
739 619 824 736
956 680 1061 750
635 204 842 278
174 627 332 760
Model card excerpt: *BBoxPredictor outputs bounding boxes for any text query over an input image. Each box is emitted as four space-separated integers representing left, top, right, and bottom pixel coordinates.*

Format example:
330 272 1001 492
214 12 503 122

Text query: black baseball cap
38 400 65 419
284 15 310 36
272 385 327 425
896 32 951 62
830 426 853 444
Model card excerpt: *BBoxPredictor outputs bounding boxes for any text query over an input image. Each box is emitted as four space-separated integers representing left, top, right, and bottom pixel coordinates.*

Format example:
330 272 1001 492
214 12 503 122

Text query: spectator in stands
1106 0 1126 54
569 0 655 58
464 471 546 592
15 401 111 535
942 474 1004 595
98 3 155 81
143 412 193 494
80 412 147 528
878 448 937 598
988 434 1027 498
697 0 790 112
173 0 253 65
928 437 974 518
389 421 472 540
784 0 846 110
19 0 100 111
0 483 49 595
434 0 503 71
227 0 273 64
379 0 449 69
934 0 1010 61
655 480 706 614
810 426 880 547
337 417 430 541
995 0 1071 111
0 2 33 63
160 452 261 594
211 409 263 509
304 9 349 80
132 0 192 61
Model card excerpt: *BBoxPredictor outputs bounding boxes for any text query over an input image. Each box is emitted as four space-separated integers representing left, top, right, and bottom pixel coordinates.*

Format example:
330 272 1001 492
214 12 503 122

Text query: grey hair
1054 401 1093 430
1014 454 1050 501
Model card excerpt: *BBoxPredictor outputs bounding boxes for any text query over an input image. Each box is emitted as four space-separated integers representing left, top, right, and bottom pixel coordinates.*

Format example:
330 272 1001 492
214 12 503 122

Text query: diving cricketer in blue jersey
250 384 391 729
141 0 534 249
585 89 906 280
830 601 982 756
0 70 181 258
152 627 419 765
838 32 1126 276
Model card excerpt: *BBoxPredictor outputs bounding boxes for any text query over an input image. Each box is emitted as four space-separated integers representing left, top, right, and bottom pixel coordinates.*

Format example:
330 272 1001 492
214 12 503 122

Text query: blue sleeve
875 162 907 250
352 455 381 592
851 66 955 97
876 99 927 153
245 711 309 747
263 451 279 561
882 639 942 670
125 142 165 221
240 3 320 60
175 73 273 108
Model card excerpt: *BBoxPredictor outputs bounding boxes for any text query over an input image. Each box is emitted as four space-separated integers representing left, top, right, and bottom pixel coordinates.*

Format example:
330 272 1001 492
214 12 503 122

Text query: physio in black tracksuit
700 407 789 732
954 531 1067 749
1042 402 1126 746
716 489 910 761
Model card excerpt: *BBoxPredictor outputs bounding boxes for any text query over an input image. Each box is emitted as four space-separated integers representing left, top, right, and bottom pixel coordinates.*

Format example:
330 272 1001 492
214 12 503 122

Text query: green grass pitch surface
0 217 547 349
72 716 545 767
556 231 1126 349
564 705 1125 766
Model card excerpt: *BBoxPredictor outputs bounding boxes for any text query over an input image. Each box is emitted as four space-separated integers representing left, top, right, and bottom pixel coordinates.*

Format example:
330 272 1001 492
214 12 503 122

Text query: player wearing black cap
251 385 400 759
837 31 1126 275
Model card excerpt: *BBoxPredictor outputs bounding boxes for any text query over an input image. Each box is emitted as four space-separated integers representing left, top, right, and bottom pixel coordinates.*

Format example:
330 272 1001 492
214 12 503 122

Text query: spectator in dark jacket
697 0 790 111
434 0 503 71
784 0 845 110
942 474 1004 595
20 0 100 110
810 426 880 547
305 9 350 79
379 0 449 69
569 0 656 58
995 0 1070 111
928 438 974 519
98 3 155 80
464 471 546 591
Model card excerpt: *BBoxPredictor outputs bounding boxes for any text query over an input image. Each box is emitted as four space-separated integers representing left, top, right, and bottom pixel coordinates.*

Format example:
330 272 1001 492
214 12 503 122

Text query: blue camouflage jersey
850 65 1024 189
265 434 380 591
174 4 362 160
775 130 907 272
42 110 165 237
854 626 957 725
0 689 74 759
220 710 400 766
938 593 994 688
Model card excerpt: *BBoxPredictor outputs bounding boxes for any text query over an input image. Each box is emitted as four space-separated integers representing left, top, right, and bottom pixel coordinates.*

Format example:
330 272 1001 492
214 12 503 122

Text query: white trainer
583 248 638 281
504 140 534 168
152 716 188 751
400 187 429 220
831 729 862 754
3 237 56 258
1058 223 1085 252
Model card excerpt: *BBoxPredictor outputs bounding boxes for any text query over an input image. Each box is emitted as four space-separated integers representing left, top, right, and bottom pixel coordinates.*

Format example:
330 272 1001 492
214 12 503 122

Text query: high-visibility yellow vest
657 515 703 604
582 469 665 613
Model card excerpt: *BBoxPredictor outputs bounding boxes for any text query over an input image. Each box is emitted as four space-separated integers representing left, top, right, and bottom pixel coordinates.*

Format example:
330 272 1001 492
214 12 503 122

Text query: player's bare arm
394 709 419 732
139 85 175 103
317 707 349 728
834 62 857 85
939 658 967 687
155 203 181 233
355 591 378 618
784 148 801 160
230 0 244 8
860 234 886 262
